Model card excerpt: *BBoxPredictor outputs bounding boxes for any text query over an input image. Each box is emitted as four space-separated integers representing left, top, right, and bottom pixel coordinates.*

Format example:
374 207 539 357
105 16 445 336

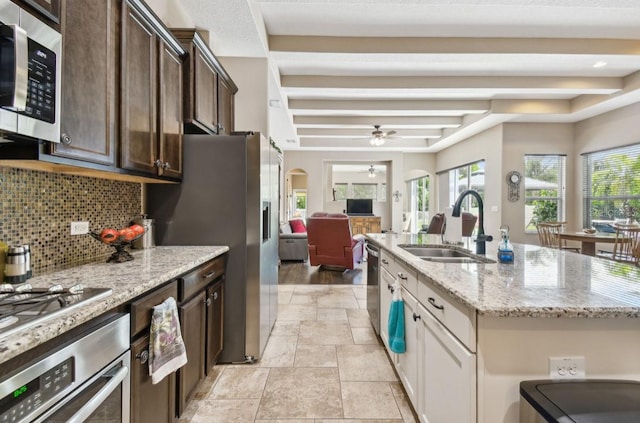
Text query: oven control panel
0 357 74 422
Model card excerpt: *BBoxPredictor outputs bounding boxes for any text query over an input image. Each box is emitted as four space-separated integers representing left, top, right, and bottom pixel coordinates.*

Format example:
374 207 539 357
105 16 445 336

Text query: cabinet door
178 291 206 416
350 218 365 235
193 48 218 133
206 281 224 372
217 77 234 135
158 40 183 179
379 266 395 352
52 0 118 165
131 335 176 423
418 302 476 423
396 288 419 408
121 1 157 174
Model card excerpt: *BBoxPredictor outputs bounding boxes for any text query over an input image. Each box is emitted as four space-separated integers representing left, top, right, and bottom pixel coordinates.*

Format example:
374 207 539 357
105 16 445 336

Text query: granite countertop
0 245 229 365
366 233 640 318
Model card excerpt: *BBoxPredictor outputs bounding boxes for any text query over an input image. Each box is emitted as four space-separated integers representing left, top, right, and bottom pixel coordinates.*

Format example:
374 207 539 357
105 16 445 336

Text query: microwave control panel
23 38 56 124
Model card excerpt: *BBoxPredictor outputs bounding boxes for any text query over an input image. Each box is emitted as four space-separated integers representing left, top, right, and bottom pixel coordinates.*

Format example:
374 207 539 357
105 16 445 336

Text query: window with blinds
524 155 566 231
583 143 640 231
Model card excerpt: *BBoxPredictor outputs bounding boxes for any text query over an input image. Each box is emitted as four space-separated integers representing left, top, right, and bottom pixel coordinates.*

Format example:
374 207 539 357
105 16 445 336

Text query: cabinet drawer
130 280 178 338
391 260 417 297
417 277 476 352
380 249 393 272
180 256 226 301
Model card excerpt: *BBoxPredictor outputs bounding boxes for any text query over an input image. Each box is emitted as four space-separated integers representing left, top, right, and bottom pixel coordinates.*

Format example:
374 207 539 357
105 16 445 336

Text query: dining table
558 231 619 256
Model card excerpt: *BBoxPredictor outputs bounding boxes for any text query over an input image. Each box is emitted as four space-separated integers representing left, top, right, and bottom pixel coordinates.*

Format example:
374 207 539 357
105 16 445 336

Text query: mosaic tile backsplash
0 167 142 275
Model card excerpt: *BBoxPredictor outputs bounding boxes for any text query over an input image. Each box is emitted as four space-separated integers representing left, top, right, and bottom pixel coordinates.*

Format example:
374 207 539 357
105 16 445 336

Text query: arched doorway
285 168 308 221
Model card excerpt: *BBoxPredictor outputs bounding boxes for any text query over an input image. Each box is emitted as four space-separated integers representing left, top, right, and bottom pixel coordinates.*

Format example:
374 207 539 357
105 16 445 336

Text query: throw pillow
289 219 306 233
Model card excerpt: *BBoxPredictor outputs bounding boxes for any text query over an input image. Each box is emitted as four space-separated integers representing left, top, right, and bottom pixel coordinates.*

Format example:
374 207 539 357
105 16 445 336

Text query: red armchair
306 212 365 270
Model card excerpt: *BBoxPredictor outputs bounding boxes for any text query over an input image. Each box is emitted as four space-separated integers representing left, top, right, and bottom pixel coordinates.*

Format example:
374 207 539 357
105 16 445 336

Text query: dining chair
536 221 580 252
611 224 640 266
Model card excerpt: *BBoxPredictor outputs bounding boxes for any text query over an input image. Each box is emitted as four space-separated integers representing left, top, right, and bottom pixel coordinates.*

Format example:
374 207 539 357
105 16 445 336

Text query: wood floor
278 260 367 285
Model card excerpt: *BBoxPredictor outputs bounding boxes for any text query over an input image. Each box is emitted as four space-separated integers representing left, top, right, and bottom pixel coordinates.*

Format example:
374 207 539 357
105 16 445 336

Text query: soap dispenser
497 225 514 263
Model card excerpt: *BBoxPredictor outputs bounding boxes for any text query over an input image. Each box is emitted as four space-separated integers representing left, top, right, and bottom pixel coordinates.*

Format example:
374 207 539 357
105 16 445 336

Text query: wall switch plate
70 221 89 235
549 356 585 379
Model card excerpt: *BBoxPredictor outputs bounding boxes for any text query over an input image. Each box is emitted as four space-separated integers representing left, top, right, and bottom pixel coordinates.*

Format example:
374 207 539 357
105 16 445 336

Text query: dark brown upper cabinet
51 0 119 166
121 0 185 180
171 29 237 136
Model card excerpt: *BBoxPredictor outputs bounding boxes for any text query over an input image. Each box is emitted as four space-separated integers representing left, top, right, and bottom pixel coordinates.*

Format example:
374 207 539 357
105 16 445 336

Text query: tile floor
179 284 417 422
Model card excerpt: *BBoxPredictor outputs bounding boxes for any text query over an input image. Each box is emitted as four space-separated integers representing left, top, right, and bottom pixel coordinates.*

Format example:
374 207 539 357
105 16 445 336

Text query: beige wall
291 174 307 190
218 57 270 135
146 0 193 27
502 123 575 243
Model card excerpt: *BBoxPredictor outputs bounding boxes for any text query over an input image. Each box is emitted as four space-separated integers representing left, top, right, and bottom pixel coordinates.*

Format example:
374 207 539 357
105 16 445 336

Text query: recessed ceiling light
593 61 608 68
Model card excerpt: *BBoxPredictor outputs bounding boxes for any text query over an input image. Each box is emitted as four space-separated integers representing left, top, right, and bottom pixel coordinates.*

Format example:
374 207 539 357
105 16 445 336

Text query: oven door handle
66 365 129 423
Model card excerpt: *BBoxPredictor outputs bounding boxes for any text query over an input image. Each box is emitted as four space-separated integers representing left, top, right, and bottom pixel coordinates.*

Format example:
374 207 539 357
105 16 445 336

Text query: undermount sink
399 245 496 264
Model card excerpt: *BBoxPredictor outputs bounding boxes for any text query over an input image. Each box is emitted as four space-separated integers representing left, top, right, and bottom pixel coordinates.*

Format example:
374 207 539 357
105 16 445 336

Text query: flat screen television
346 198 373 215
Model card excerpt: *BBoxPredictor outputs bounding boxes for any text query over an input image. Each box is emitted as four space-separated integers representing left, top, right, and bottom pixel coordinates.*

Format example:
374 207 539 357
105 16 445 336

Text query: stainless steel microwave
0 0 61 143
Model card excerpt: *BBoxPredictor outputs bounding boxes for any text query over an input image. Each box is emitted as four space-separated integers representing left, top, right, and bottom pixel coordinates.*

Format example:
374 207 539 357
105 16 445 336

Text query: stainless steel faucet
451 189 493 254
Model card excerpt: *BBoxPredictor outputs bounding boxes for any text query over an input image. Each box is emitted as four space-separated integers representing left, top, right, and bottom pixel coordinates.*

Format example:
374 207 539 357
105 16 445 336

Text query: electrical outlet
70 221 89 235
549 356 585 379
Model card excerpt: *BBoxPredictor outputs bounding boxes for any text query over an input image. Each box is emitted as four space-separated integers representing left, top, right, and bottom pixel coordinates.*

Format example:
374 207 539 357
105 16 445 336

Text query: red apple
100 228 118 244
118 228 136 242
129 224 145 236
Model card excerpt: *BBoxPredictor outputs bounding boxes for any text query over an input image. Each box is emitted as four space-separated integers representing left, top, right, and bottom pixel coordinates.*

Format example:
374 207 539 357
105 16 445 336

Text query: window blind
582 143 640 228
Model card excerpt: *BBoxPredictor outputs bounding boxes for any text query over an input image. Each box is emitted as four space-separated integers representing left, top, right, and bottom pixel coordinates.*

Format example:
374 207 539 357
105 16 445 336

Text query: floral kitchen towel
149 297 188 384
388 280 406 354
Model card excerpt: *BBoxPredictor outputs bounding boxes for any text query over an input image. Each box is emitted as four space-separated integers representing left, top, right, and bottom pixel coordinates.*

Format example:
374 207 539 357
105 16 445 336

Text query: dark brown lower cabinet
131 335 176 423
206 281 224 372
177 290 206 416
129 280 178 423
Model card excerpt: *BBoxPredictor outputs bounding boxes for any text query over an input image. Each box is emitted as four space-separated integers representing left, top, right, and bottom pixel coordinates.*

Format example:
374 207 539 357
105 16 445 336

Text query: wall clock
506 171 522 202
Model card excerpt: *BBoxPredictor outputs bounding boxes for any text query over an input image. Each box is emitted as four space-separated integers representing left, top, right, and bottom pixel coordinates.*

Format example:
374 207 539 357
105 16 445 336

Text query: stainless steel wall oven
0 314 131 422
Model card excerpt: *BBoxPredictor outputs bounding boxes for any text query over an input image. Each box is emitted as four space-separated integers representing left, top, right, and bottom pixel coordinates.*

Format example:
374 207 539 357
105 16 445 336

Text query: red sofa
306 212 364 270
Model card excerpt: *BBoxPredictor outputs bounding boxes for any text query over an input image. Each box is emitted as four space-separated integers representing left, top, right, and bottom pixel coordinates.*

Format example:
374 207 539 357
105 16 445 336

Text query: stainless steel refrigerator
146 132 279 363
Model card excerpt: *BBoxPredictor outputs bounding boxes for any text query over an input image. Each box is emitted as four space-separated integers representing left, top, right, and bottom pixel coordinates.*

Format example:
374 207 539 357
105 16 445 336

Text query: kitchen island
366 232 640 423
0 245 228 365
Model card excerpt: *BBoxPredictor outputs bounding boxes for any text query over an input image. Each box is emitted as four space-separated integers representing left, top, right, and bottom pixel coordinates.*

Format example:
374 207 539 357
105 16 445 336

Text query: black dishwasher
365 242 380 334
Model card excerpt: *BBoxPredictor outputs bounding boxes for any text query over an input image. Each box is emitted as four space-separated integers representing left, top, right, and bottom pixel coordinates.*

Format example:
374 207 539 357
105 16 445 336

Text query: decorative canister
4 245 28 284
132 215 155 250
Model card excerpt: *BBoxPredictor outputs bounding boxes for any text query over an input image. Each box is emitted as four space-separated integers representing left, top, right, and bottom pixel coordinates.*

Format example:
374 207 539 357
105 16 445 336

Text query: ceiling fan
368 125 397 146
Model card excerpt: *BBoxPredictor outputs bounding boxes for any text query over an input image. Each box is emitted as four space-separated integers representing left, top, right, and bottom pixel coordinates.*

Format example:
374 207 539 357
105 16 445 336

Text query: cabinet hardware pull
154 159 163 168
412 313 421 321
205 298 212 306
60 133 72 145
213 292 218 300
136 350 149 364
203 271 216 278
397 273 407 280
163 162 171 170
381 259 389 265
388 284 395 293
428 297 444 310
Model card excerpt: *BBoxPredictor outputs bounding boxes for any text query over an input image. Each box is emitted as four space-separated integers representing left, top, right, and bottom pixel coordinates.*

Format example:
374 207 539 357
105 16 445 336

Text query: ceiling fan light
370 137 385 146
